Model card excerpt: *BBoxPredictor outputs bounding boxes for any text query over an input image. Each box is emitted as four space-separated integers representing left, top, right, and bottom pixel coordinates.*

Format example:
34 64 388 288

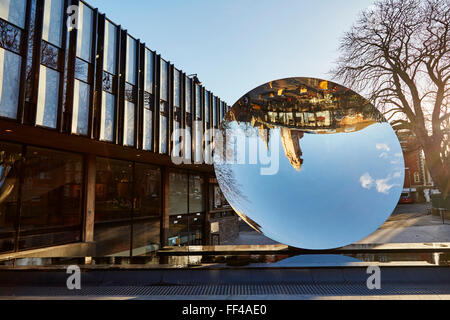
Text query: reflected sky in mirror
214 77 404 250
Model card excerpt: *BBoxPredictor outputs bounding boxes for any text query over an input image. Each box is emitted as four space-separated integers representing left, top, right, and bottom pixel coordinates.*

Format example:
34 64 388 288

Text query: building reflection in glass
214 77 405 250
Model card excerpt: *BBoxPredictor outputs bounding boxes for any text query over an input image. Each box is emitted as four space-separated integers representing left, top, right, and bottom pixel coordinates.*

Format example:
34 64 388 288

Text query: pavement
3 265 450 300
359 203 450 244
228 203 450 246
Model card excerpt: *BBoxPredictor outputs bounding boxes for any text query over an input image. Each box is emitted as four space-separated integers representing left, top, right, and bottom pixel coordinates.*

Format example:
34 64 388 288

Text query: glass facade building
0 0 231 257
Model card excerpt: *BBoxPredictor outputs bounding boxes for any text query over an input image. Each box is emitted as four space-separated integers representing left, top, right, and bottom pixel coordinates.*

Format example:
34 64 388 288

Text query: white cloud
379 152 389 159
360 173 374 189
376 178 399 194
361 172 401 194
395 153 402 158
376 143 390 152
393 172 402 178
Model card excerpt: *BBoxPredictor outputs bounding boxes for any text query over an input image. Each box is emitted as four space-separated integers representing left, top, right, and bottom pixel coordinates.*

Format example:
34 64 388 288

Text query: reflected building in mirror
225 78 385 171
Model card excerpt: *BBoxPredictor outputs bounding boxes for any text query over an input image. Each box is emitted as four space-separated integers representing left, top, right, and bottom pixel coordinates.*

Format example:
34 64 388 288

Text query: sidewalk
359 204 450 244
228 204 450 246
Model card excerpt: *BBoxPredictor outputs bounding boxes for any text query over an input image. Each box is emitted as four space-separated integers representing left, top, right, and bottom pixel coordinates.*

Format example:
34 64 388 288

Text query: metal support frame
92 13 105 140
87 8 99 139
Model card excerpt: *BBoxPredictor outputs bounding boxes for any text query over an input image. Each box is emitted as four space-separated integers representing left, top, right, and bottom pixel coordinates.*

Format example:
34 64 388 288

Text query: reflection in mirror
214 77 405 250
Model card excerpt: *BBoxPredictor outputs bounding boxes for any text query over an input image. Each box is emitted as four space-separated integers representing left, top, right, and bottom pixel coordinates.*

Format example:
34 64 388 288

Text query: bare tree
332 0 450 197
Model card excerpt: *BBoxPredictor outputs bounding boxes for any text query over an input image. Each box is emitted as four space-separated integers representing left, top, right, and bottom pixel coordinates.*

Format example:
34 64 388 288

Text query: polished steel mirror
214 77 405 249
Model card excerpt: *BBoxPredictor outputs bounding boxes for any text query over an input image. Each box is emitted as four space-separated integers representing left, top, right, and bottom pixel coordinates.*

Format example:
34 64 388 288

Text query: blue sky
87 0 375 104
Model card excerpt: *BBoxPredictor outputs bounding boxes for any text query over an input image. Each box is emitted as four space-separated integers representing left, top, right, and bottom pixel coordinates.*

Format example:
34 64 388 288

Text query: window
72 58 91 135
173 99 182 158
0 142 22 253
194 84 203 163
124 36 137 147
124 100 135 146
144 49 154 94
160 59 168 101
205 91 210 123
220 101 225 123
132 164 161 255
159 59 169 154
36 65 60 128
95 158 133 256
126 36 137 85
42 0 64 48
174 69 181 107
212 97 217 127
75 2 93 62
36 0 64 128
1 144 84 253
204 91 211 164
172 69 182 158
71 79 89 135
134 164 161 217
143 93 153 151
172 117 182 159
195 84 202 121
103 20 117 74
71 2 94 135
0 1 26 120
185 77 191 114
0 48 21 119
168 171 205 246
95 158 161 256
143 49 154 151
74 58 89 82
189 175 204 213
20 147 83 250
414 172 421 183
169 172 188 215
185 77 192 161
100 91 115 142
0 0 27 28
100 21 118 142
159 101 168 154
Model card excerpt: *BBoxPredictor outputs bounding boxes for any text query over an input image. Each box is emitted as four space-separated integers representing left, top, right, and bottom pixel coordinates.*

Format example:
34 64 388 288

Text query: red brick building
399 133 435 202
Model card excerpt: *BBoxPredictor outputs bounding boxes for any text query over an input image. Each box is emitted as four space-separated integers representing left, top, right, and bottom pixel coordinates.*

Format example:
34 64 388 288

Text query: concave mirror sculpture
214 77 405 249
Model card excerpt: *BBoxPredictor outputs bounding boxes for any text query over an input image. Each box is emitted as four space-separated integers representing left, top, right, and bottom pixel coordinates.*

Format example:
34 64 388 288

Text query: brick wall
403 149 423 187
